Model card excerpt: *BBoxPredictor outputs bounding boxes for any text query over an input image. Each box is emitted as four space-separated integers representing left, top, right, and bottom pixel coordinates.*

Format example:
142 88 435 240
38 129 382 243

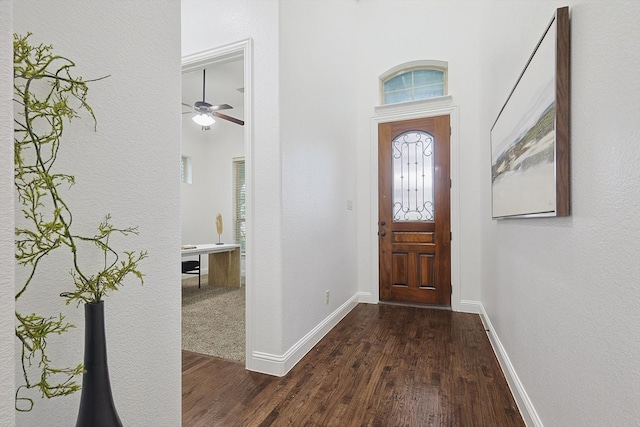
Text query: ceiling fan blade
181 102 193 109
206 103 233 112
212 112 244 126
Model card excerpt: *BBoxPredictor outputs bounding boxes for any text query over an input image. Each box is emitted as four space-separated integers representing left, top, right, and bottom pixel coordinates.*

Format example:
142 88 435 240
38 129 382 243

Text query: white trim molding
458 300 483 314
357 291 376 304
181 39 246 71
375 95 453 115
250 293 360 377
369 101 462 311
479 303 543 427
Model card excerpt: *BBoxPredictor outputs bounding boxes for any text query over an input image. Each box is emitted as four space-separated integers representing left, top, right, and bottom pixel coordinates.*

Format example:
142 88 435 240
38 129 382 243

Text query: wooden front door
378 116 451 306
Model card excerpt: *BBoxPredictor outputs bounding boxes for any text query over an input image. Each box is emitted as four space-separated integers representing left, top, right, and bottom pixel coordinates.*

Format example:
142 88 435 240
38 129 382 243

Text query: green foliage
13 33 147 411
61 214 148 305
14 311 83 412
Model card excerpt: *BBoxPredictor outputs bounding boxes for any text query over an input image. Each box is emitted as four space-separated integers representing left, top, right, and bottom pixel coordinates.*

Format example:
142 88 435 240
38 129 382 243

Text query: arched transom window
381 61 448 105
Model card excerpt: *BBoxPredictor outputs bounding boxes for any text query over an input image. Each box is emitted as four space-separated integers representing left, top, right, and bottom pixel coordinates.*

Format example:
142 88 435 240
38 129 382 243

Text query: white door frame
181 38 254 365
369 96 462 311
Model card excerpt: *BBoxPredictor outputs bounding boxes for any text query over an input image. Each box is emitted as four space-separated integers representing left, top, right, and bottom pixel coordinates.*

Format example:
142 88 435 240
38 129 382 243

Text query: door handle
379 231 386 237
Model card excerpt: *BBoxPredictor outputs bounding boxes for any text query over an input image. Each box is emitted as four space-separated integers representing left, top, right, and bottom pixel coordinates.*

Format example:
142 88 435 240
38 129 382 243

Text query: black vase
75 301 123 427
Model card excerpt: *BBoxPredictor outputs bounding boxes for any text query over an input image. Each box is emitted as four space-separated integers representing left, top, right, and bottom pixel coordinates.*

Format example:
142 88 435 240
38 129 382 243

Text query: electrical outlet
325 290 330 305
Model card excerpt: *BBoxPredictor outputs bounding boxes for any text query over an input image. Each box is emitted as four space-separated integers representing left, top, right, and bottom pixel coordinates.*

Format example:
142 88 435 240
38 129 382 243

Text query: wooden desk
181 244 241 288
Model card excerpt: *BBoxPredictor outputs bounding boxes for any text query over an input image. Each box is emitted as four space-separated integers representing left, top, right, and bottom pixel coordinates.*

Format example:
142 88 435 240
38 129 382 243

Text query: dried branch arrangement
13 33 147 411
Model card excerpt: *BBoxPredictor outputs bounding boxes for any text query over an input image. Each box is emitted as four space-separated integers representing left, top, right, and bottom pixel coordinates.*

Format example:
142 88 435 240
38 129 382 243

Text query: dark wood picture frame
490 6 570 219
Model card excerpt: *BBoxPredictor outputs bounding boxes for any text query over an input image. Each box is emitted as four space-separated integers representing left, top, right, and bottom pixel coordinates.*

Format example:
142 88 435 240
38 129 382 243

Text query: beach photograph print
491 21 557 218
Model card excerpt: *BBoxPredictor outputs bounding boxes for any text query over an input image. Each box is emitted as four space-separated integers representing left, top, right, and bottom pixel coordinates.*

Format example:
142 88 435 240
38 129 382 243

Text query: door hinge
450 179 452 188
450 232 452 241
449 126 452 136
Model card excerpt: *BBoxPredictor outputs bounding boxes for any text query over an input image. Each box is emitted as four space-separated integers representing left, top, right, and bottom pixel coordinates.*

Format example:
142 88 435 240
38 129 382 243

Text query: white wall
480 1 640 425
279 0 359 351
182 0 285 360
0 1 16 425
354 1 486 305
11 1 182 425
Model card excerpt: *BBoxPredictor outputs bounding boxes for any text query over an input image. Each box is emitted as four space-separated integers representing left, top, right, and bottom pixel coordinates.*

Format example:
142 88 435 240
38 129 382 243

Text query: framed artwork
491 6 570 219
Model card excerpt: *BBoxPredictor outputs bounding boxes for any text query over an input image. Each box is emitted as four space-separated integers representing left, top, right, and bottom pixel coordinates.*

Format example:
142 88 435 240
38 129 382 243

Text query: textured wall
480 1 640 425
279 0 359 350
0 1 15 425
12 1 182 425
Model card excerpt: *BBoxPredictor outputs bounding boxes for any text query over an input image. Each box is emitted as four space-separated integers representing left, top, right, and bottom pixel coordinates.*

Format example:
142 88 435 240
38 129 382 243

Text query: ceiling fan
182 69 244 129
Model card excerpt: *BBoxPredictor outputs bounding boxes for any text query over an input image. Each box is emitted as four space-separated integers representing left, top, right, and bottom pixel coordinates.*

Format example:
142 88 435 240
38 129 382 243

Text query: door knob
379 231 386 237
380 221 386 226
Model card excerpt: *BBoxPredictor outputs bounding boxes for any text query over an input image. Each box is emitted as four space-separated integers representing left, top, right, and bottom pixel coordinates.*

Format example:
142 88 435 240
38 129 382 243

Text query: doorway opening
180 40 253 365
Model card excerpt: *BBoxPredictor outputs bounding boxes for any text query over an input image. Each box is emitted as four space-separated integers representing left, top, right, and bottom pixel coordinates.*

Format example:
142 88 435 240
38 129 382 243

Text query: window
380 60 448 105
233 158 245 252
181 156 192 184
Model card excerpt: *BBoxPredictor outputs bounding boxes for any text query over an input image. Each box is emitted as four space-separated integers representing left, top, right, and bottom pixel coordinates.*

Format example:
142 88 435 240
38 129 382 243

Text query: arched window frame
379 60 449 106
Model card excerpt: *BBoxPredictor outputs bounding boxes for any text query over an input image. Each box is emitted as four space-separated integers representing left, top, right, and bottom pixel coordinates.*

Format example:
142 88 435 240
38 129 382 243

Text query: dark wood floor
182 303 524 426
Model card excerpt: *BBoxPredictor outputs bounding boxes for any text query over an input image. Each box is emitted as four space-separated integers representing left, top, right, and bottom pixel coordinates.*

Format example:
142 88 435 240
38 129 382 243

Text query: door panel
418 254 435 288
392 254 408 286
379 116 451 306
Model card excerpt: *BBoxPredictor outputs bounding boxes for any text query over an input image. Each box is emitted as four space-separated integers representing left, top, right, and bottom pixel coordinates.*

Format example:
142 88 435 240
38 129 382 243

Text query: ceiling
181 58 244 123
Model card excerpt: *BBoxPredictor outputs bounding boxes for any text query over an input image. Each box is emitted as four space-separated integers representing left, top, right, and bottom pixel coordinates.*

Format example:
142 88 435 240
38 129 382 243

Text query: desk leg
208 248 240 288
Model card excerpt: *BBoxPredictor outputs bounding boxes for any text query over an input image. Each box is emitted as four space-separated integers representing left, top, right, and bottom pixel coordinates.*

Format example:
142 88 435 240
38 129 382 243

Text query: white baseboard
357 291 376 304
250 293 360 376
478 303 543 427
458 299 482 314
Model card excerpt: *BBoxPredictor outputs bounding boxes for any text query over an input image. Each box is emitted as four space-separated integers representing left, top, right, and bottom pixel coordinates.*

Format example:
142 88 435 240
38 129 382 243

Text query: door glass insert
392 131 434 221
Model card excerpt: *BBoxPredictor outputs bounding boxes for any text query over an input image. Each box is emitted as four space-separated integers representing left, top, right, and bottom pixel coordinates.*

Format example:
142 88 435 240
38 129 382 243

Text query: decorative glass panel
392 131 434 221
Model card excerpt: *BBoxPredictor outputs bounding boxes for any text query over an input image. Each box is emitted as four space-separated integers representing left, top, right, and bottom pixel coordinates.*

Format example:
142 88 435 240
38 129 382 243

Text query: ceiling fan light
192 113 215 127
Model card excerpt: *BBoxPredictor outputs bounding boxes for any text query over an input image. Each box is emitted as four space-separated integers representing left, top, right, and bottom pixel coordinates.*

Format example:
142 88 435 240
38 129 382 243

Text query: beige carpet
181 275 245 361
